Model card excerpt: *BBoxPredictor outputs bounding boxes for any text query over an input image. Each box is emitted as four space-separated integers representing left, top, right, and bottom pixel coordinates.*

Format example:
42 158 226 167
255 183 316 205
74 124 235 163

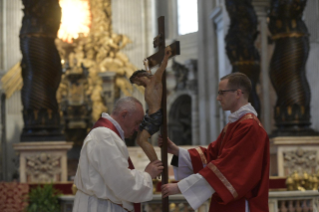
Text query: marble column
252 0 271 133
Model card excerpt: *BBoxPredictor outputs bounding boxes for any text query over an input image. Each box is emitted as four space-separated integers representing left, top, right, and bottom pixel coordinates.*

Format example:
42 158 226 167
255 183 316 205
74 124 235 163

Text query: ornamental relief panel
25 152 62 183
283 147 318 176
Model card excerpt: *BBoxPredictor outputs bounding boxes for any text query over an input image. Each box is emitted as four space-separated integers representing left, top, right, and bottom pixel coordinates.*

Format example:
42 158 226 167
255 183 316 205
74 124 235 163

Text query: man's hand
145 160 164 179
158 135 179 156
161 183 181 198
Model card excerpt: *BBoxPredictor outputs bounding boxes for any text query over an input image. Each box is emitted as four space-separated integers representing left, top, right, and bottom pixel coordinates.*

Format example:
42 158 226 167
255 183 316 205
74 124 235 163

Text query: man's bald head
111 97 144 138
112 96 143 116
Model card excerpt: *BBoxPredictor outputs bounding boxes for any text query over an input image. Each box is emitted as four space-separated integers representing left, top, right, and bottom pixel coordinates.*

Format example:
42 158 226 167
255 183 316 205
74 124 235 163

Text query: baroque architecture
1 0 319 211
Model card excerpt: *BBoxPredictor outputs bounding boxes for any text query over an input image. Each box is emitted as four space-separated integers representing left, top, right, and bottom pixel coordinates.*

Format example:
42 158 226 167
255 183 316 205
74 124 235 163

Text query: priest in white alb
73 97 164 212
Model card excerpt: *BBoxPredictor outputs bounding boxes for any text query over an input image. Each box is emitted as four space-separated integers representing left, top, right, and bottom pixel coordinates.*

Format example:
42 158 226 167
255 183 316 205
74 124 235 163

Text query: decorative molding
283 148 317 176
25 152 62 183
13 141 73 183
271 136 319 145
274 136 319 177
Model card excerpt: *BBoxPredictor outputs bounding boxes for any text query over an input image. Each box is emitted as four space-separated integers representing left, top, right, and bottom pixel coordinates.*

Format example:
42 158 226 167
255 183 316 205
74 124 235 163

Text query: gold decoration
232 60 260 66
0 62 23 99
272 32 308 40
287 106 292 115
1 0 142 123
286 175 294 191
292 19 297 28
286 170 319 191
72 184 78 195
56 0 143 121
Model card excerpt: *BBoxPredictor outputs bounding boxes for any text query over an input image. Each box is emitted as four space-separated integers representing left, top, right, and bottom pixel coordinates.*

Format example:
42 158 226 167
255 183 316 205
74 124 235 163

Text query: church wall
112 0 158 108
304 0 319 132
307 43 319 131
112 0 154 70
0 0 23 181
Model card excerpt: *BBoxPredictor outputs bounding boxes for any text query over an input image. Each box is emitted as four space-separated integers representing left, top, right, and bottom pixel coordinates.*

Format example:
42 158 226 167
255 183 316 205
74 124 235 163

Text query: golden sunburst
58 0 91 43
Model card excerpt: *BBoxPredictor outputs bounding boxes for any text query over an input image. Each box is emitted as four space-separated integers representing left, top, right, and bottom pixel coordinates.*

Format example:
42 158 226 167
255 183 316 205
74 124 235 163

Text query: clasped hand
161 183 181 198
145 160 164 179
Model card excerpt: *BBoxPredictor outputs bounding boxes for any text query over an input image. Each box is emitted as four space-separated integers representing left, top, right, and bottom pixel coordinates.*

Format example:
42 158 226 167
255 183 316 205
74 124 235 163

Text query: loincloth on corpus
139 109 162 136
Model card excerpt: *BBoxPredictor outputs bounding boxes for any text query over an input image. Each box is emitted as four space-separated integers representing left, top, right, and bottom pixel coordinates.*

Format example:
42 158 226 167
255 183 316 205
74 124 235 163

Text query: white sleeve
173 148 194 180
88 128 153 203
177 174 215 210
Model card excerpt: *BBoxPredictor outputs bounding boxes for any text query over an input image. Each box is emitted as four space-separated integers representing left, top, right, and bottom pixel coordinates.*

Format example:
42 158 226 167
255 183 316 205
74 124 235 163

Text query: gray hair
112 96 143 115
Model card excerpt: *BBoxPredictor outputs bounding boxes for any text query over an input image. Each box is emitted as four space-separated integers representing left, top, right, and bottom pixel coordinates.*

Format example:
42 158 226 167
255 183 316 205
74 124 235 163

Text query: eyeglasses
217 89 237 95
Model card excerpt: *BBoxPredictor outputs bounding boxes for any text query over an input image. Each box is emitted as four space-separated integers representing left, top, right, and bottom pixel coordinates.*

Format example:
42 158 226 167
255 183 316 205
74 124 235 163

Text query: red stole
92 117 141 212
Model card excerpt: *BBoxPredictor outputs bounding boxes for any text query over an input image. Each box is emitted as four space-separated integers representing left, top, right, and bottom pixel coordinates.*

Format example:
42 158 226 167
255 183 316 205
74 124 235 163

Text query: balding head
111 97 144 138
112 96 142 116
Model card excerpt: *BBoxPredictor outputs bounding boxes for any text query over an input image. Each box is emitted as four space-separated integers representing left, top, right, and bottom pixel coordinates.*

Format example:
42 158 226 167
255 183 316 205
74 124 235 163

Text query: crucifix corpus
129 16 180 212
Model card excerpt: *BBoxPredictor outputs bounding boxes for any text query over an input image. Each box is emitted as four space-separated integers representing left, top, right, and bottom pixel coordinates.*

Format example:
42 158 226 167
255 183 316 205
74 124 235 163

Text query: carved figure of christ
130 49 172 162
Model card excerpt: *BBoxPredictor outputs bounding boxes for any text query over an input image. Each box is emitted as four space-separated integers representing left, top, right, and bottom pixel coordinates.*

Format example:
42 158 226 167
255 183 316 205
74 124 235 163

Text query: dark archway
168 94 192 145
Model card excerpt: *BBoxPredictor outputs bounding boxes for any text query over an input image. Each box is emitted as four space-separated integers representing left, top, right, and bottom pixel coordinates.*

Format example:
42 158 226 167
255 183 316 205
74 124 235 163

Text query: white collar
101 113 125 140
228 103 258 123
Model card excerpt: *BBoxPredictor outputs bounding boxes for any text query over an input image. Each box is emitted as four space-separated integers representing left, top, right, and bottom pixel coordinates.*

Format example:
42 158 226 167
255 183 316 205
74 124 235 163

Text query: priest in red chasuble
160 72 270 212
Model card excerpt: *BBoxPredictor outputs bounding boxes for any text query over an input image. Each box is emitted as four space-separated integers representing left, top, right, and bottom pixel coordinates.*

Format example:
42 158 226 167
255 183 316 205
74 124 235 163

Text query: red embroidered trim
207 163 238 199
196 147 207 165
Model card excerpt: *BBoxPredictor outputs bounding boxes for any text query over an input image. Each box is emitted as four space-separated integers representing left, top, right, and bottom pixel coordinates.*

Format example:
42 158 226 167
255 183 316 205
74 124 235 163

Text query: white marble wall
196 1 220 145
112 0 155 70
112 0 157 108
0 0 23 181
304 0 319 132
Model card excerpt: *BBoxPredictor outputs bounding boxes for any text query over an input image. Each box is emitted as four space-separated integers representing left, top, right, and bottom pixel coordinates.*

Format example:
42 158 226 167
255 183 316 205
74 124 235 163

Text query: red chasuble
188 113 269 212
92 117 141 212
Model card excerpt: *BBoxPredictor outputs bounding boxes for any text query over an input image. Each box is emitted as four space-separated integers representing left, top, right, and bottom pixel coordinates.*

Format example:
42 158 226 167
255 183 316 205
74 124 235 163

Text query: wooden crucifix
130 16 180 212
147 16 180 212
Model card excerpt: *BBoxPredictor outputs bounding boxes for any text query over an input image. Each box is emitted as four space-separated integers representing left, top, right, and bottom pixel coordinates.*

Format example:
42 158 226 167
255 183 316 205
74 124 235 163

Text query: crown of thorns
129 70 151 83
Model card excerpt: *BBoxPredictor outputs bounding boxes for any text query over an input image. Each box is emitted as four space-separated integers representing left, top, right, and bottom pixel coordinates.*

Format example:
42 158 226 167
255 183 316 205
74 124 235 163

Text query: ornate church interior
0 0 319 211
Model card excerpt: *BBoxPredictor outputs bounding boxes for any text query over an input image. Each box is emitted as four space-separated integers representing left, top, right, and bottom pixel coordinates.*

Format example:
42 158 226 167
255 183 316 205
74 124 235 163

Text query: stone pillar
99 72 116 114
210 5 231 134
252 0 271 133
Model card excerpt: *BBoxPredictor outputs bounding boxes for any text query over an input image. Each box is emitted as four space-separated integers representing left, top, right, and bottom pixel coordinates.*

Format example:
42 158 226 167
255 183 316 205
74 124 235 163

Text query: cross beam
145 41 180 69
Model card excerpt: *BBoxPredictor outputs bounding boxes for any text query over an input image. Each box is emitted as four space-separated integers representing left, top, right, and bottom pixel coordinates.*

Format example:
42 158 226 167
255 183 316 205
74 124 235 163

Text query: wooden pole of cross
144 16 180 212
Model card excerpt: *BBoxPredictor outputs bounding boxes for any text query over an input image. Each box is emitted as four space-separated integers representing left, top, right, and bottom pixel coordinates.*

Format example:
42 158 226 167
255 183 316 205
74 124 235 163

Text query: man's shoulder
89 127 121 141
236 114 263 128
90 126 112 134
230 114 268 136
